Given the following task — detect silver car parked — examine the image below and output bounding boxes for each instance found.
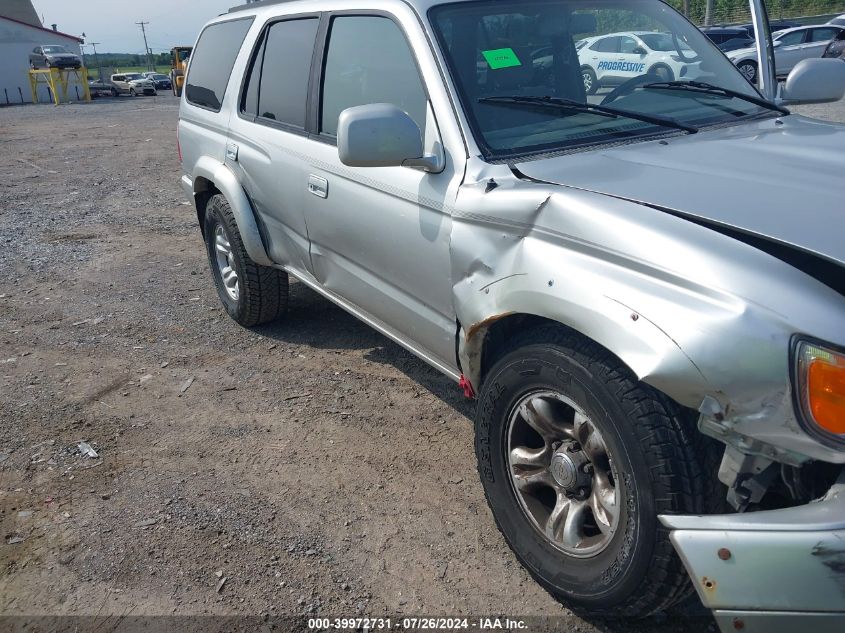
[179,0,845,628]
[727,24,844,82]
[28,44,82,69]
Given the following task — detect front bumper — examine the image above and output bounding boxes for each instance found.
[48,59,81,68]
[660,472,845,632]
[130,84,156,95]
[181,174,193,201]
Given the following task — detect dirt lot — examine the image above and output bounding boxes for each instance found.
[0,94,841,631]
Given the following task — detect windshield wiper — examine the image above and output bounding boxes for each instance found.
[642,80,789,115]
[478,95,698,133]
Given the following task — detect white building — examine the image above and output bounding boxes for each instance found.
[0,0,84,104]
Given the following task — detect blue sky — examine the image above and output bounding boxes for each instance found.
[33,0,237,53]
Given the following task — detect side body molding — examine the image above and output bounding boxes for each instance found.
[190,155,274,267]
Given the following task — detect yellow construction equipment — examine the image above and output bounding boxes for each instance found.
[28,67,91,105]
[170,46,192,97]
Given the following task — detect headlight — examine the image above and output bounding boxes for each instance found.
[794,338,845,442]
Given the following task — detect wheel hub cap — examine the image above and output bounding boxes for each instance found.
[550,443,591,493]
[213,225,239,301]
[506,391,620,557]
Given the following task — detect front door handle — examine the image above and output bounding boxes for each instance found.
[307,175,328,199]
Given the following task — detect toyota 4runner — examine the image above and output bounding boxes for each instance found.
[178,0,845,628]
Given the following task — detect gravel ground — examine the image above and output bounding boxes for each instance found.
[0,93,841,632]
[790,94,845,121]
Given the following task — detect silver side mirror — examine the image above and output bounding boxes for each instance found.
[337,104,442,172]
[778,58,845,105]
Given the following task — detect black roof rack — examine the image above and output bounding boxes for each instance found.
[229,0,299,13]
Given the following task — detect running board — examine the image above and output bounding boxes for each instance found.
[279,265,462,383]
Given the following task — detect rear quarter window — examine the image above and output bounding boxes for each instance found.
[186,17,254,112]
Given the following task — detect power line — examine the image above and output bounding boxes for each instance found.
[135,21,154,71]
[84,42,103,81]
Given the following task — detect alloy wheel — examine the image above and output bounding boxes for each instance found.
[507,391,620,557]
[213,225,239,301]
[739,63,756,82]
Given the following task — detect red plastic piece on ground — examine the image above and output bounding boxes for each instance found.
[459,374,476,399]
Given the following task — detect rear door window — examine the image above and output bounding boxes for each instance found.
[186,17,253,111]
[242,17,319,127]
[592,36,619,53]
[320,16,427,137]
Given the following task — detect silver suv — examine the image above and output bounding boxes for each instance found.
[179,0,845,626]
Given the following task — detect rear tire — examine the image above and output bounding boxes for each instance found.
[475,325,714,617]
[203,194,288,327]
[581,66,599,95]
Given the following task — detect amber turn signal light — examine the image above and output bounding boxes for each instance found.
[797,342,845,436]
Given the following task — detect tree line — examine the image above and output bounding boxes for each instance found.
[82,52,172,69]
[666,0,843,25]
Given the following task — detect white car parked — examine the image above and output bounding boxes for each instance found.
[727,24,844,83]
[110,73,158,96]
[576,31,701,94]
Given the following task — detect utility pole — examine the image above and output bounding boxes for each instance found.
[136,21,153,71]
[89,42,103,81]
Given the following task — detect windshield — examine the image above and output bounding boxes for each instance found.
[124,73,142,80]
[42,46,68,54]
[429,0,774,159]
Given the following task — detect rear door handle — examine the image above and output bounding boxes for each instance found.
[307,175,328,199]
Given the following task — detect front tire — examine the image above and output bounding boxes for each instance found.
[203,194,288,327]
[475,326,710,617]
[129,88,137,97]
[737,60,757,84]
[648,64,674,82]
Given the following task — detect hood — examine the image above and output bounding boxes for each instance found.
[515,115,845,266]
[726,47,755,60]
[47,53,78,59]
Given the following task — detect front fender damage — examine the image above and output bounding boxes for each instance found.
[451,170,714,408]
[449,164,845,506]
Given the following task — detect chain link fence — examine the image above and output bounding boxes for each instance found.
[665,0,845,27]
